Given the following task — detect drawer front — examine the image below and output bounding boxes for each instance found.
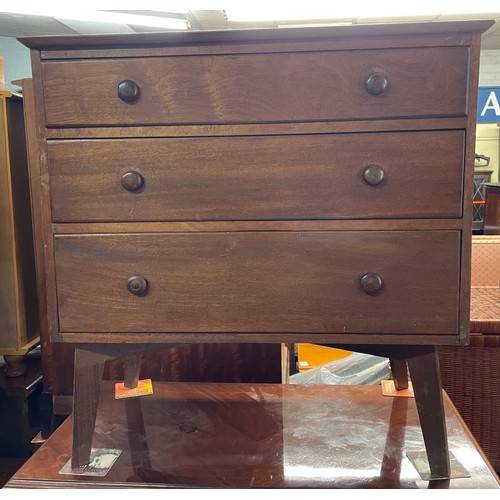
[54,231,460,335]
[41,47,468,127]
[47,131,464,222]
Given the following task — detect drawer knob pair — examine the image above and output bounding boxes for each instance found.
[365,72,389,96]
[127,276,148,296]
[121,171,144,191]
[127,274,382,296]
[360,273,383,295]
[118,80,140,103]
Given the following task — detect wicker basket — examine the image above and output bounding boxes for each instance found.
[439,334,500,473]
[438,236,500,473]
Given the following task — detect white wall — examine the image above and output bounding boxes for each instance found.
[477,49,500,183]
[479,49,500,86]
[0,36,31,90]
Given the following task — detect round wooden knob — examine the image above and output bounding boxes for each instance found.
[365,72,389,96]
[127,276,148,296]
[118,80,140,103]
[363,165,385,186]
[121,171,144,191]
[360,273,383,295]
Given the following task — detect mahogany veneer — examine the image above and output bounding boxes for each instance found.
[19,20,494,479]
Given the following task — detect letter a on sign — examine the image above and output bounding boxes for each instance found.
[480,91,500,116]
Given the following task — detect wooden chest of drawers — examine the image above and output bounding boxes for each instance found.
[20,20,493,480]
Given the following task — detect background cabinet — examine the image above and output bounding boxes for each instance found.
[473,168,493,232]
[0,91,39,376]
[484,182,500,234]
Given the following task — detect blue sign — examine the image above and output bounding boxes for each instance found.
[477,87,500,123]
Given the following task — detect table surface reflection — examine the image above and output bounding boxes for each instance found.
[6,381,500,489]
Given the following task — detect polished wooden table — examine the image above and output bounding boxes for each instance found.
[5,382,500,489]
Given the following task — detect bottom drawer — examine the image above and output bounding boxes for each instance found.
[54,231,460,335]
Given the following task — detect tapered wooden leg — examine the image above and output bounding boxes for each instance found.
[407,346,450,479]
[72,348,108,468]
[390,358,409,391]
[70,344,187,468]
[124,354,142,389]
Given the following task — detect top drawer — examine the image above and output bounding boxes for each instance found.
[40,47,469,127]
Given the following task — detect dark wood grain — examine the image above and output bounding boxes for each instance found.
[44,116,469,139]
[22,73,61,345]
[41,47,469,127]
[58,332,466,346]
[52,219,465,234]
[54,231,460,338]
[47,131,464,222]
[20,79,51,353]
[458,29,483,343]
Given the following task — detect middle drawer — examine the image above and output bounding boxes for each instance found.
[47,130,464,222]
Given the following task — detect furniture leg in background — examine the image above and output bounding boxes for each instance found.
[389,359,409,391]
[123,354,142,389]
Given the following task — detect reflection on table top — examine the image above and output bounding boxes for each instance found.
[6,381,500,489]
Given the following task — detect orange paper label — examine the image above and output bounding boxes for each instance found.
[381,379,414,398]
[115,379,153,399]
